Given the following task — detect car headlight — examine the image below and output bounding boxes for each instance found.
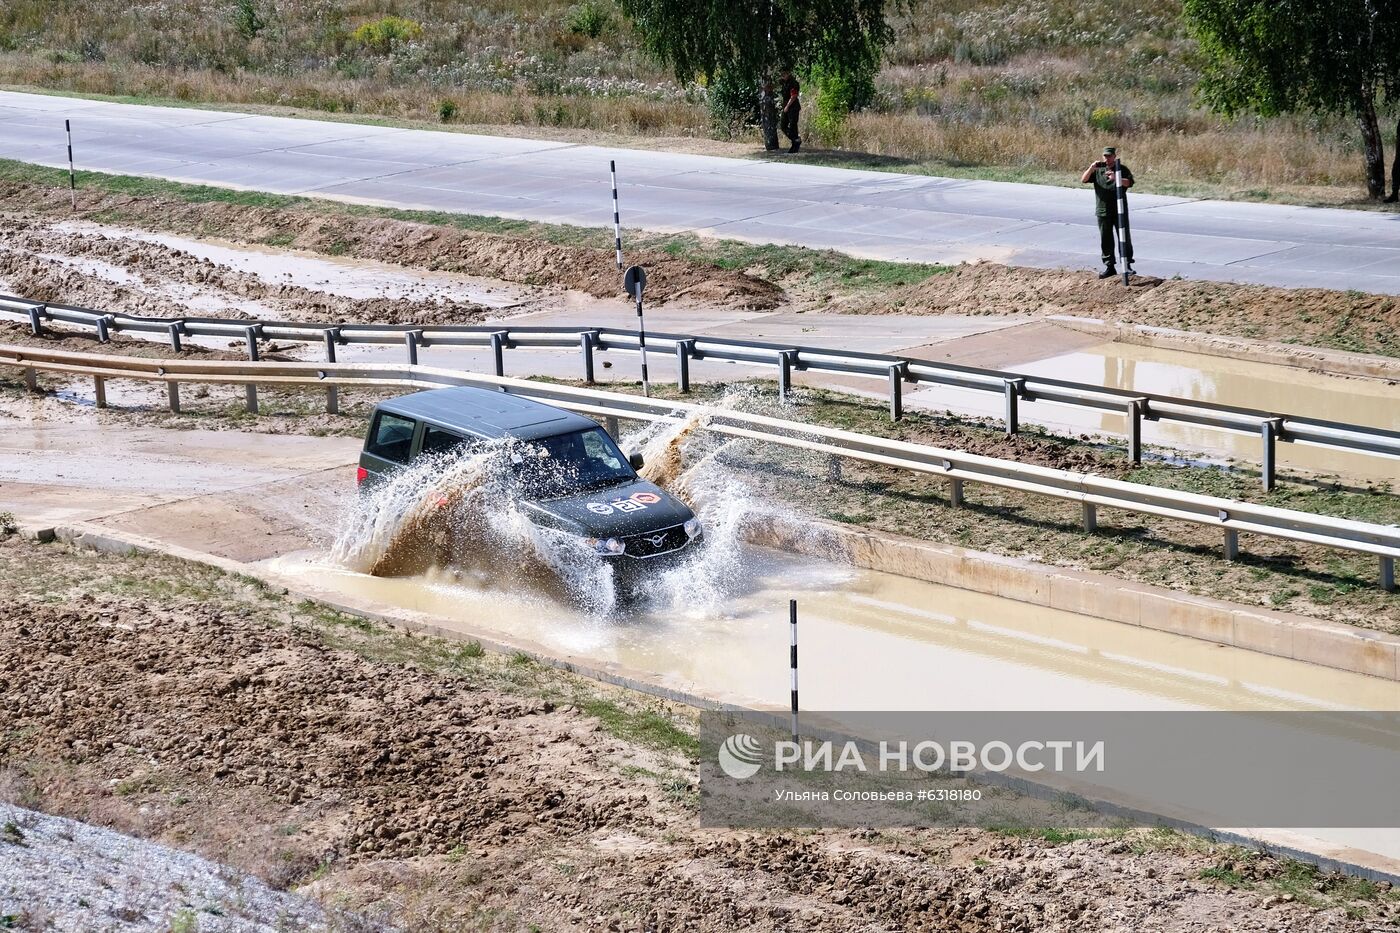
[684,518,702,539]
[585,536,626,555]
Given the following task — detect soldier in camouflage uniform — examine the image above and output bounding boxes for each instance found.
[1080,146,1134,278]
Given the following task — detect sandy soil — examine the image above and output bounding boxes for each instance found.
[2,533,1393,932]
[859,263,1400,358]
[0,181,784,314]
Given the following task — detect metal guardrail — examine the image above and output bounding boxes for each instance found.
[3,343,1396,592]
[5,294,1400,492]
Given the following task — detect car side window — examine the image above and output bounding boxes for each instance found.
[582,429,623,469]
[421,426,475,458]
[367,412,415,463]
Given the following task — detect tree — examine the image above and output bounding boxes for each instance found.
[1184,0,1399,200]
[618,0,890,149]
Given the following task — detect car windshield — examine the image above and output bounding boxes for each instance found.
[510,427,636,500]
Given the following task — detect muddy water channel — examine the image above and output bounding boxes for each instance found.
[909,341,1400,484]
[263,545,1398,714]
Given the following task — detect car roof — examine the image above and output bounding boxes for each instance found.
[375,386,598,441]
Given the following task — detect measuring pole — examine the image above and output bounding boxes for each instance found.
[789,599,799,744]
[624,264,650,397]
[610,160,624,271]
[1116,150,1133,285]
[65,120,76,210]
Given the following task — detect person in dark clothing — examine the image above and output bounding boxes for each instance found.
[779,69,801,153]
[1080,146,1134,277]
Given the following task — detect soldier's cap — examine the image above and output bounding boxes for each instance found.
[1102,146,1116,155]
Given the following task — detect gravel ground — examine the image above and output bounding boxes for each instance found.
[0,805,351,931]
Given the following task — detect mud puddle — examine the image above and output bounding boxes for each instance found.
[906,340,1400,484]
[263,547,1400,714]
[51,221,537,310]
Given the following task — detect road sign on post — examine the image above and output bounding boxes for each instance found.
[624,264,650,398]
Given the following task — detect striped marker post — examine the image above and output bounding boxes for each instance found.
[789,599,799,745]
[610,160,623,271]
[65,120,76,210]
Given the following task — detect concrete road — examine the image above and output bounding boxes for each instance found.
[0,91,1397,293]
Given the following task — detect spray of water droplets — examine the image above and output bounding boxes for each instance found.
[332,404,800,618]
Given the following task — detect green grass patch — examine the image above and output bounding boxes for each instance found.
[579,697,699,756]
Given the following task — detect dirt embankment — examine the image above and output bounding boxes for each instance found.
[0,180,784,312]
[864,262,1400,357]
[0,217,500,326]
[2,535,1391,931]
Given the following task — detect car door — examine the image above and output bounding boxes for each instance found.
[359,410,419,490]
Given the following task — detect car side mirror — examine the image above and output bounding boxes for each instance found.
[628,451,645,471]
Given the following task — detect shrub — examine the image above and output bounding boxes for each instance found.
[566,1,611,39]
[811,61,878,143]
[351,15,423,54]
[232,0,266,41]
[438,98,458,122]
[1089,106,1123,133]
[707,70,758,137]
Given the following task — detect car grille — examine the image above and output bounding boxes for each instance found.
[621,524,689,559]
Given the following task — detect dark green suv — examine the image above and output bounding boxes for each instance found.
[358,386,702,561]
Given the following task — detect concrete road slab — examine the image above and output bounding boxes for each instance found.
[3,90,1398,293]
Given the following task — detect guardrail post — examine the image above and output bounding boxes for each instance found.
[888,362,907,421]
[243,325,261,414]
[1127,398,1146,464]
[1082,502,1097,532]
[490,331,507,377]
[1382,556,1395,593]
[827,456,843,483]
[778,350,796,400]
[323,327,340,415]
[1260,418,1283,492]
[949,477,964,508]
[23,367,37,392]
[676,339,695,393]
[1003,378,1025,436]
[167,321,183,353]
[1221,528,1239,561]
[167,382,181,414]
[26,304,43,336]
[95,315,111,344]
[580,331,597,384]
[605,415,620,439]
[404,330,422,366]
[93,375,106,408]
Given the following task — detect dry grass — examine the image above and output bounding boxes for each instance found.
[0,0,1394,201]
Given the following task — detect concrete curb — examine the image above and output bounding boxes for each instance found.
[1052,315,1400,381]
[744,516,1400,682]
[16,518,1400,883]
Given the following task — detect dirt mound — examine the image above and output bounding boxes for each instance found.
[868,261,1164,318]
[0,218,493,326]
[0,181,785,312]
[0,594,662,864]
[867,261,1400,356]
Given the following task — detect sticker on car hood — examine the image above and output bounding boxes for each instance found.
[585,491,662,515]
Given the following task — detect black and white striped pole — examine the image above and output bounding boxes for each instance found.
[65,119,76,211]
[624,264,650,397]
[610,160,624,271]
[789,598,799,745]
[1117,149,1134,285]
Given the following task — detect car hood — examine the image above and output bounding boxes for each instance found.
[524,478,694,537]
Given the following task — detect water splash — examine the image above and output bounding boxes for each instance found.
[334,405,798,619]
